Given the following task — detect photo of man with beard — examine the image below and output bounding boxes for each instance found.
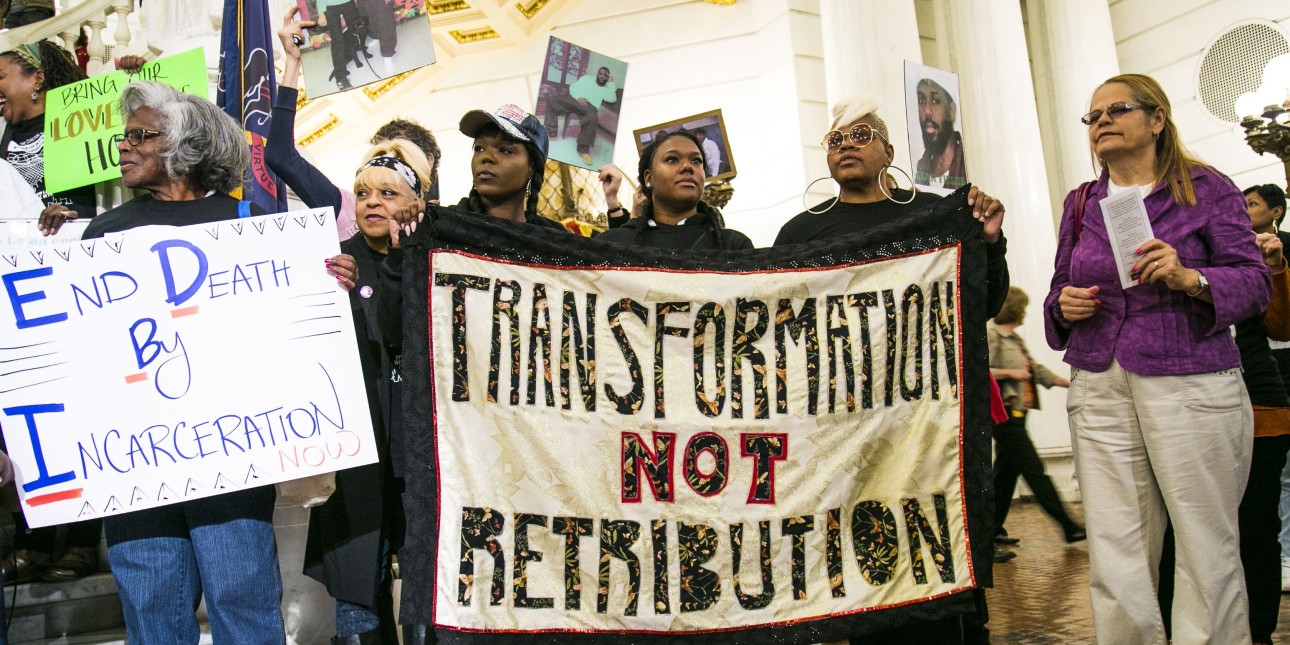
[911,75,968,191]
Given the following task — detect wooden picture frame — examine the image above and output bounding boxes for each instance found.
[632,109,736,183]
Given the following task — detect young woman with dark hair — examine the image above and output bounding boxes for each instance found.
[597,130,752,250]
[1,40,96,227]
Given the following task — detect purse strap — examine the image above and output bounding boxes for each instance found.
[1071,181,1094,244]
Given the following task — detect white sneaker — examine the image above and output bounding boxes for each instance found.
[1282,557,1290,593]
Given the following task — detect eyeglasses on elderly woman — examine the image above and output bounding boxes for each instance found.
[111,128,166,147]
[820,124,884,151]
[1079,102,1155,125]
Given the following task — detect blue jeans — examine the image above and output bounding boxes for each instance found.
[0,563,7,645]
[104,486,284,645]
[335,535,395,637]
[336,599,381,636]
[1281,458,1290,560]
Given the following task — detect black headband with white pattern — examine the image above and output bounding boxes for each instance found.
[357,155,423,197]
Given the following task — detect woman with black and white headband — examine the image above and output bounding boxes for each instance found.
[305,140,433,644]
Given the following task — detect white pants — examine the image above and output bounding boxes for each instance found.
[1068,359,1252,645]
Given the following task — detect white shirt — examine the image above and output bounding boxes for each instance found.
[568,75,619,109]
[0,157,44,219]
[699,137,721,177]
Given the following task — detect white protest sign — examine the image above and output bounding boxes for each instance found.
[0,208,376,527]
[0,220,90,251]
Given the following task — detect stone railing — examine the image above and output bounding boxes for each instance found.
[0,0,136,76]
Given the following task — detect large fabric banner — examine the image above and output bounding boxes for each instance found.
[398,192,993,642]
[0,209,376,527]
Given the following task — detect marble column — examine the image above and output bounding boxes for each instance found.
[1026,0,1120,227]
[940,0,1070,452]
[816,0,923,198]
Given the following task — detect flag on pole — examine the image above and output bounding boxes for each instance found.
[217,0,287,214]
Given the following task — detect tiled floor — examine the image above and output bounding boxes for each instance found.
[989,500,1290,643]
[26,501,1290,643]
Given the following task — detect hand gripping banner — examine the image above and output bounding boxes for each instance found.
[397,190,994,642]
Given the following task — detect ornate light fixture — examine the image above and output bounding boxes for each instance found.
[1238,53,1290,185]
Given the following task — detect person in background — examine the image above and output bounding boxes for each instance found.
[1047,73,1269,644]
[1,41,95,225]
[596,130,752,250]
[0,447,17,645]
[1236,185,1290,645]
[1157,194,1290,645]
[305,140,431,645]
[74,26,90,73]
[988,287,1084,551]
[1249,183,1290,595]
[3,0,53,28]
[269,8,442,240]
[0,40,101,584]
[775,95,1007,645]
[694,128,722,178]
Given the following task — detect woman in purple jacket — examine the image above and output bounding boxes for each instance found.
[1045,73,1270,644]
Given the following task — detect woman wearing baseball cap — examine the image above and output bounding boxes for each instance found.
[452,103,565,231]
[376,104,567,355]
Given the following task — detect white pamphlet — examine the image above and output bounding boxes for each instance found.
[1100,188,1155,289]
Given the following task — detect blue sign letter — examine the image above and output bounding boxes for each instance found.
[2,268,68,329]
[151,240,208,307]
[3,404,76,493]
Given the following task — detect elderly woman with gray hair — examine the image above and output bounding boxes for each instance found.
[77,81,356,644]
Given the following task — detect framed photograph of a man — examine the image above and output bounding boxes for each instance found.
[903,61,968,196]
[535,37,629,171]
[631,109,736,183]
[295,0,437,99]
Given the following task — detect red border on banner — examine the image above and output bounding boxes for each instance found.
[425,242,977,634]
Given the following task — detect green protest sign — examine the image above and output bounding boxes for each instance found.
[43,47,208,194]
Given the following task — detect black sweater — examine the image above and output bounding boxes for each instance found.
[3,113,97,219]
[776,190,1010,317]
[596,211,754,250]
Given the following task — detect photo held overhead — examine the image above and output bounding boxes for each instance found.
[633,109,737,183]
[904,61,969,196]
[536,36,629,171]
[294,0,437,98]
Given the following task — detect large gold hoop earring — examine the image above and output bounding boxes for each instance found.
[879,165,917,205]
[802,176,838,215]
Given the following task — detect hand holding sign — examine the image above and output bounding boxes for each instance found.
[37,203,78,237]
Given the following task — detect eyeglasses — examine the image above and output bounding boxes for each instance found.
[821,124,883,150]
[1080,102,1155,125]
[111,128,166,147]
